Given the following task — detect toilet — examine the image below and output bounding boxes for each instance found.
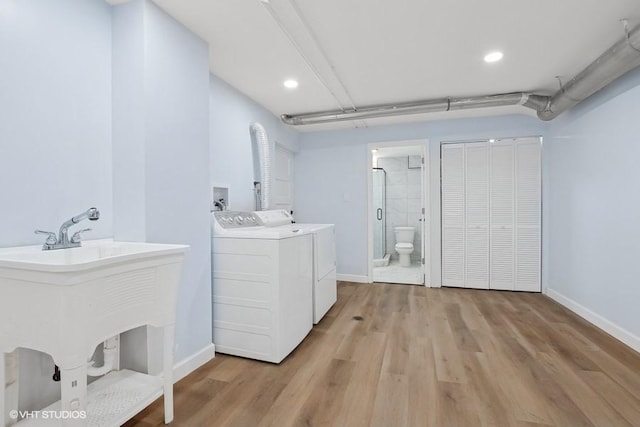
[394,226,416,267]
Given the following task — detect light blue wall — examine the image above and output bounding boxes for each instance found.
[1,0,212,411]
[112,0,212,368]
[545,67,640,343]
[112,0,146,242]
[0,0,113,246]
[144,0,212,364]
[210,74,299,211]
[295,115,547,281]
[0,0,113,411]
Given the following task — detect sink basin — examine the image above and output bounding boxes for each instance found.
[0,239,188,367]
[0,240,187,273]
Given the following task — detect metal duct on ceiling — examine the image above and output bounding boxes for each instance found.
[537,21,640,120]
[281,93,550,126]
[281,22,640,126]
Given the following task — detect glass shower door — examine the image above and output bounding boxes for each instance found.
[372,168,386,260]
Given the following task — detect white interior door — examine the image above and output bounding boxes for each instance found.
[273,144,294,213]
[419,153,426,283]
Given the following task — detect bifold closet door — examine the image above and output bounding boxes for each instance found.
[489,138,541,291]
[441,143,465,288]
[442,138,541,291]
[489,141,516,290]
[513,138,541,291]
[441,142,489,289]
[464,142,489,289]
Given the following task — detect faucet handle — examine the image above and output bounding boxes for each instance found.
[71,228,92,244]
[35,230,58,245]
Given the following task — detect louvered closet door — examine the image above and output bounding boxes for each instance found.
[464,142,490,289]
[441,143,465,288]
[489,141,516,290]
[514,139,541,291]
[442,139,540,292]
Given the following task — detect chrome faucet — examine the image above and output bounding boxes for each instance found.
[35,207,100,250]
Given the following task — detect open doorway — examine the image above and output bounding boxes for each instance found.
[368,141,428,285]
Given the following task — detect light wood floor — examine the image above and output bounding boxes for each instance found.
[126,282,640,427]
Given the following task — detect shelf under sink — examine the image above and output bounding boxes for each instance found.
[15,370,163,427]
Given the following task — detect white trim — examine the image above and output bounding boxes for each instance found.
[367,148,374,283]
[173,343,216,383]
[422,141,431,287]
[546,288,640,353]
[336,274,370,283]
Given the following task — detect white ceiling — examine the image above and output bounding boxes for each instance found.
[147,0,639,131]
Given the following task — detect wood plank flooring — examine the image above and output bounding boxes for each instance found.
[125,282,640,427]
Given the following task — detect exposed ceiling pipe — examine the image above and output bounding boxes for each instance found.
[281,93,550,126]
[538,21,640,120]
[260,0,357,111]
[281,22,640,126]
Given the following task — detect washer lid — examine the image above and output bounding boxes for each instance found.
[213,227,311,239]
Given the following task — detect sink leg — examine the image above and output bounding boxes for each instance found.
[1,352,5,427]
[60,364,87,426]
[163,325,174,424]
[3,351,19,427]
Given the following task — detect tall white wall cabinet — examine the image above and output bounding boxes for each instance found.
[441,137,541,292]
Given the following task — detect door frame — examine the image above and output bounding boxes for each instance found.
[367,139,430,286]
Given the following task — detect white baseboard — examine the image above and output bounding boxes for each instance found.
[546,288,640,353]
[173,343,215,383]
[336,274,370,284]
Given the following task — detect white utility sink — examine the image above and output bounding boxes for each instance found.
[0,239,188,426]
[0,240,186,273]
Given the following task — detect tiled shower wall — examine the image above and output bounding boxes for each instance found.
[377,156,422,261]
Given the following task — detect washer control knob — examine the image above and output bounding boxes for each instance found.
[235,216,244,225]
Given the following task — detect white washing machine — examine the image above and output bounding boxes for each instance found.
[211,211,313,363]
[253,210,337,324]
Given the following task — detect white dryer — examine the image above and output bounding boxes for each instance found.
[253,210,337,324]
[211,211,313,363]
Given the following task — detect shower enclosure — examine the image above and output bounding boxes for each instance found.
[372,168,387,263]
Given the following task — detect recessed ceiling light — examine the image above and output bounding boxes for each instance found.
[283,79,299,89]
[484,51,504,63]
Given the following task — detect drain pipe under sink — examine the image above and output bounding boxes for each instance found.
[87,336,119,377]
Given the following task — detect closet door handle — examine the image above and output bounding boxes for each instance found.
[376,208,383,221]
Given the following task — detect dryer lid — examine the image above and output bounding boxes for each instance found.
[253,209,294,227]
